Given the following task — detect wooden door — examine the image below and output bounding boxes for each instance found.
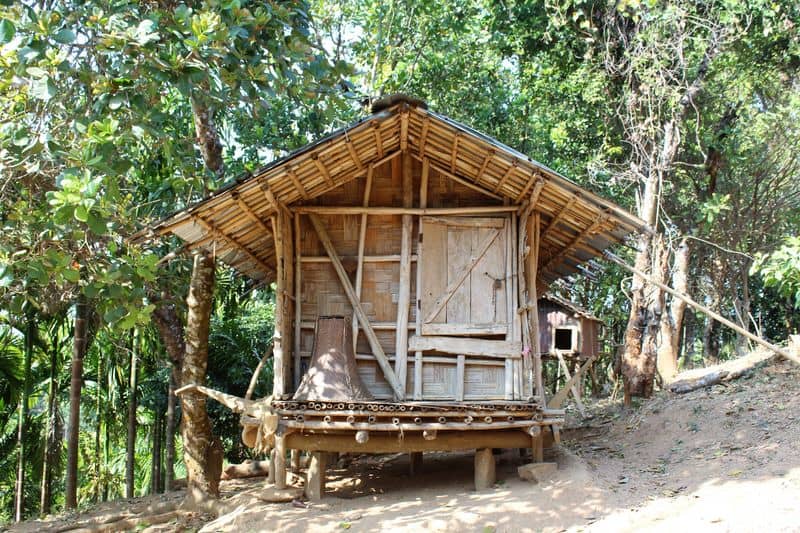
[419,216,510,336]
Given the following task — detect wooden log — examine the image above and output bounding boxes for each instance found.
[293,205,518,216]
[290,449,300,473]
[474,448,496,490]
[307,214,405,399]
[408,336,521,358]
[395,151,414,394]
[526,212,545,403]
[305,452,326,501]
[274,432,287,489]
[285,429,533,453]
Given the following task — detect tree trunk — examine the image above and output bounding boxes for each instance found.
[40,336,59,516]
[657,239,690,380]
[15,318,34,521]
[150,411,162,495]
[94,349,104,503]
[181,250,223,506]
[125,329,139,499]
[164,371,178,492]
[65,294,88,509]
[190,95,225,189]
[153,296,185,493]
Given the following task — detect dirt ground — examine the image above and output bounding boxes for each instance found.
[10,357,800,532]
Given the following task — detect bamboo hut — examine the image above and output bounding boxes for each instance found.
[136,95,648,497]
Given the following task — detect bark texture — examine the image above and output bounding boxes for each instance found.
[657,239,690,380]
[65,294,88,509]
[181,250,223,506]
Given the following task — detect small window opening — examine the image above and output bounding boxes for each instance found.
[554,328,574,351]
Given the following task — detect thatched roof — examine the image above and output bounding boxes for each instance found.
[134,96,648,283]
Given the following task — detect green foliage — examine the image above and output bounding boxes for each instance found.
[752,237,800,309]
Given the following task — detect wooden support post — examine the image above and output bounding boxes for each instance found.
[526,212,545,403]
[409,452,423,476]
[267,448,275,484]
[528,425,544,462]
[395,151,413,395]
[456,355,466,401]
[307,214,405,399]
[413,159,430,400]
[555,352,586,416]
[353,166,374,351]
[290,449,300,473]
[305,452,326,501]
[274,432,287,489]
[474,448,496,490]
[284,210,294,394]
[271,213,287,397]
[548,354,597,409]
[293,213,302,391]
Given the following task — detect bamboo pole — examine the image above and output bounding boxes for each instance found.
[293,206,519,216]
[271,214,287,397]
[548,354,597,409]
[604,251,800,366]
[307,214,405,399]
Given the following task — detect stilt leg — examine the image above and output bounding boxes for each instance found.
[267,448,276,484]
[409,452,423,476]
[274,434,287,489]
[290,449,300,473]
[306,451,327,501]
[474,448,496,490]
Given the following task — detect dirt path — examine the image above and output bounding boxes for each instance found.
[10,358,800,532]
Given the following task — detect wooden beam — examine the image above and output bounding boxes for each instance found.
[294,206,519,216]
[261,182,290,219]
[423,228,501,323]
[408,336,522,359]
[395,151,414,394]
[307,213,405,399]
[475,149,494,184]
[373,122,384,158]
[231,192,273,239]
[493,159,518,193]
[286,168,310,201]
[516,172,544,203]
[312,154,335,188]
[418,118,430,159]
[528,177,546,206]
[193,216,273,277]
[540,214,609,274]
[540,194,579,241]
[285,429,534,454]
[345,140,364,172]
[450,133,460,174]
[420,157,505,201]
[527,212,545,403]
[301,254,418,264]
[400,110,409,152]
